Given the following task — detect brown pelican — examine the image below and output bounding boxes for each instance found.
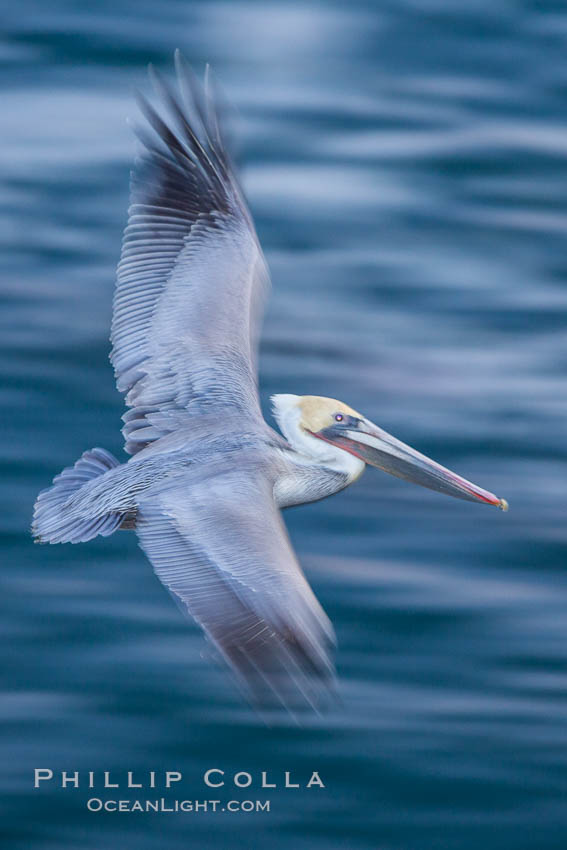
[32,53,507,710]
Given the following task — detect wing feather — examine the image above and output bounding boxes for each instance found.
[136,465,336,711]
[111,55,268,454]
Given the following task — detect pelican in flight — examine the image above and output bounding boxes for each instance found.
[33,53,507,710]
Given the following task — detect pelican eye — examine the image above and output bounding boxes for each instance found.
[334,413,344,422]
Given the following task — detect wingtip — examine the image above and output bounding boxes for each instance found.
[174,48,190,81]
[148,61,167,92]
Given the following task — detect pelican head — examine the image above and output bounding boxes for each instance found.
[272,394,508,509]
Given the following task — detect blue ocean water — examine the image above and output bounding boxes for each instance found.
[2,1,567,847]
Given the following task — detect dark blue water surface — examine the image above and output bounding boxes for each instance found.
[2,1,567,848]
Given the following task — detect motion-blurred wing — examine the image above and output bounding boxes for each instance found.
[136,464,336,710]
[111,53,269,455]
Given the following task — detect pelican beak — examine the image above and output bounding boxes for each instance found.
[316,418,508,509]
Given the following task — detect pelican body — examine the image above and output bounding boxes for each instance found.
[32,54,507,710]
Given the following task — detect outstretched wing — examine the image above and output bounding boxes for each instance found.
[136,464,336,711]
[112,53,269,455]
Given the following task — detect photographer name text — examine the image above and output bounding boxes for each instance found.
[34,769,325,790]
